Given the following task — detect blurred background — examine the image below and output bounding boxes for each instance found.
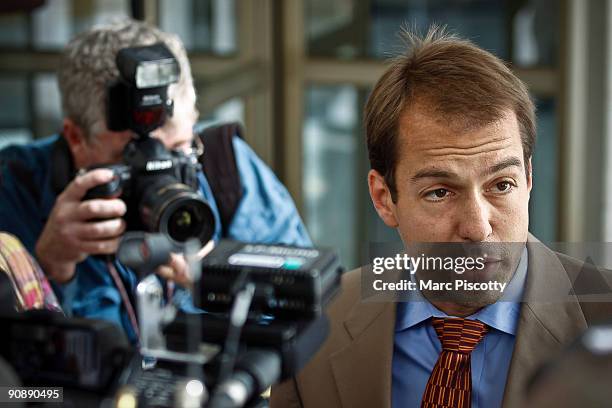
[0,0,610,270]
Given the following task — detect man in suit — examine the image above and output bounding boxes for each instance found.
[270,27,612,408]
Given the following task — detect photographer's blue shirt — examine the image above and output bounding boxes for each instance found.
[392,249,527,408]
[0,134,312,344]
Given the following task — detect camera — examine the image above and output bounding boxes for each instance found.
[85,137,215,248]
[84,43,215,247]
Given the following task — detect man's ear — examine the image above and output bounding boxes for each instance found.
[62,118,88,168]
[368,169,399,228]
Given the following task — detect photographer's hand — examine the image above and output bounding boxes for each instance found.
[156,240,215,287]
[35,169,127,283]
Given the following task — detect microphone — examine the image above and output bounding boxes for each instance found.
[209,349,281,408]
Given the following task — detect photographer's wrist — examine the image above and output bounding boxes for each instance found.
[35,246,77,284]
[41,261,76,284]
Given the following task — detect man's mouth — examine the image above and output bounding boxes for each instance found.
[482,256,503,264]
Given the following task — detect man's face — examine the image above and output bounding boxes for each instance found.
[369,105,532,307]
[390,107,531,244]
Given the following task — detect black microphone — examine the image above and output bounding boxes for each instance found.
[209,349,281,408]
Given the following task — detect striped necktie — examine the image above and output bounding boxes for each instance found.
[421,317,489,408]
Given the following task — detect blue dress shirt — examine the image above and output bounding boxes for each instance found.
[0,134,312,344]
[392,249,527,408]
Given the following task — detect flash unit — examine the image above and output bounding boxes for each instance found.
[106,42,180,135]
[136,58,180,89]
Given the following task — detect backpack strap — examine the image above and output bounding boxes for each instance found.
[196,122,244,236]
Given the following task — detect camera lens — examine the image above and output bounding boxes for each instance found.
[167,201,208,242]
[140,180,215,246]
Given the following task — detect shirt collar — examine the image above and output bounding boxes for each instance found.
[395,247,528,335]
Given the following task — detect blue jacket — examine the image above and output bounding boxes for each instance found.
[0,134,311,343]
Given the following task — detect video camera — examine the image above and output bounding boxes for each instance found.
[84,43,215,248]
[0,239,343,408]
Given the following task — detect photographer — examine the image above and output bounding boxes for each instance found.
[0,19,311,344]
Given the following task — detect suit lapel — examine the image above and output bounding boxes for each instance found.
[330,299,396,408]
[502,235,588,407]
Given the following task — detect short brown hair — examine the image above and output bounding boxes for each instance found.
[364,27,536,201]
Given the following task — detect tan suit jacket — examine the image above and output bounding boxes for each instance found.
[270,234,612,408]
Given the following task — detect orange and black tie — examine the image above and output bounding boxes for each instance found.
[421,317,489,408]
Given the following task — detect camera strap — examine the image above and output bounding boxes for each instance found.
[107,259,141,343]
[197,122,244,236]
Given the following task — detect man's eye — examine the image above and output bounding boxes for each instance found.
[425,188,451,201]
[492,181,514,193]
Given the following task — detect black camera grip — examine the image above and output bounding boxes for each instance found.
[84,178,122,200]
[82,164,129,200]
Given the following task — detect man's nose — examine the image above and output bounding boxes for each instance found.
[456,194,493,242]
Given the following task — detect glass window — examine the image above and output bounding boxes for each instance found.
[0,76,29,128]
[0,0,130,50]
[0,13,28,47]
[303,85,360,268]
[306,0,558,67]
[159,0,237,55]
[32,73,63,137]
[0,75,32,148]
[529,98,558,242]
[0,73,63,145]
